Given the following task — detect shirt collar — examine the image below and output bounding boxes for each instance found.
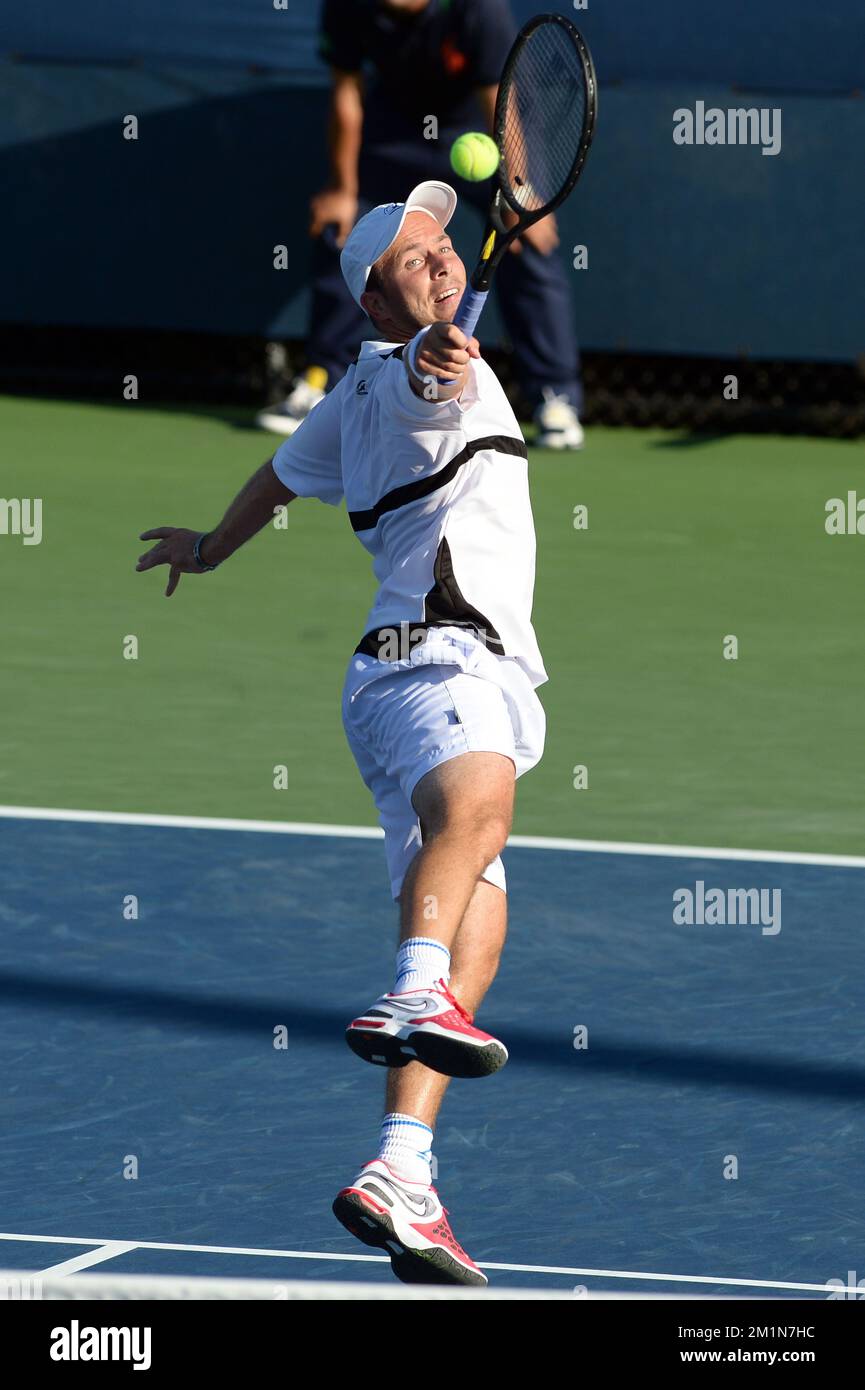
[359,338,408,360]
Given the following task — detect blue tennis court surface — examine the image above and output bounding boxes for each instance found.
[1,812,863,1297]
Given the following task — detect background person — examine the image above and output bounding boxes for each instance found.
[257,0,585,448]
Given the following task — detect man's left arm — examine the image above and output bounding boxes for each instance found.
[136,461,296,598]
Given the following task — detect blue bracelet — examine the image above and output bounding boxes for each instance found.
[193,532,219,571]
[408,325,432,379]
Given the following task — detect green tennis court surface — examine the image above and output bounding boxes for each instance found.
[1,393,861,854]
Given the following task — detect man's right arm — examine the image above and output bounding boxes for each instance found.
[405,323,481,405]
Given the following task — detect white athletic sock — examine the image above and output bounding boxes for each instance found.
[393,936,451,994]
[378,1112,434,1187]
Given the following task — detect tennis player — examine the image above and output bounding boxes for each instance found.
[136,180,547,1287]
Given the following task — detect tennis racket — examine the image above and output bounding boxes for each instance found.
[440,13,597,380]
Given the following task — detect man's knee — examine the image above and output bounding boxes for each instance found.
[413,753,514,859]
[473,807,511,865]
[430,802,510,871]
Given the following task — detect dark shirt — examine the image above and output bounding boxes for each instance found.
[319,0,516,140]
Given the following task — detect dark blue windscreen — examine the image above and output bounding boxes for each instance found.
[2,1,862,91]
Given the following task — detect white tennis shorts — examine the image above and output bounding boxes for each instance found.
[341,627,546,900]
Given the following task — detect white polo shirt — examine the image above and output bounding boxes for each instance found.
[271,336,548,689]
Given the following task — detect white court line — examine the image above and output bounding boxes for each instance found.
[38,1242,138,1276]
[0,1232,383,1266]
[0,805,382,840]
[0,1233,853,1295]
[1,804,863,869]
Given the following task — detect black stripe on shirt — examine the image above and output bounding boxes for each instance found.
[348,434,527,534]
[424,535,505,655]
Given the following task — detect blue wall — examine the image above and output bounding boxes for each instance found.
[1,3,862,360]
[5,1,863,90]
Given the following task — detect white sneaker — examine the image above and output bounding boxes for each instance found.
[333,1159,487,1286]
[345,976,508,1079]
[534,386,585,449]
[256,370,327,435]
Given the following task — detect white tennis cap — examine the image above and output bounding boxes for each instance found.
[340,181,458,308]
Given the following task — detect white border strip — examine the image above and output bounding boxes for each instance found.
[0,1271,693,1301]
[0,1233,852,1295]
[1,805,863,869]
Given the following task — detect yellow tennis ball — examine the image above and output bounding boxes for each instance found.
[450,132,500,182]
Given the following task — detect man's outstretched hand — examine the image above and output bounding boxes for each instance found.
[136,527,212,597]
[417,321,481,377]
[407,321,481,402]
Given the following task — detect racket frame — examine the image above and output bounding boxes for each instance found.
[431,13,597,378]
[467,12,598,295]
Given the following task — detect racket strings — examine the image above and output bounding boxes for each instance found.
[500,26,589,212]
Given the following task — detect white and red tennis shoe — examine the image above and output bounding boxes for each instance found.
[333,1159,487,1287]
[345,977,508,1078]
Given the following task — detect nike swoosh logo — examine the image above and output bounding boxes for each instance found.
[375,1179,437,1219]
[386,997,438,1015]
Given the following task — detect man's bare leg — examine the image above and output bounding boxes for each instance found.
[335,875,506,1284]
[398,750,514,949]
[386,879,508,1128]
